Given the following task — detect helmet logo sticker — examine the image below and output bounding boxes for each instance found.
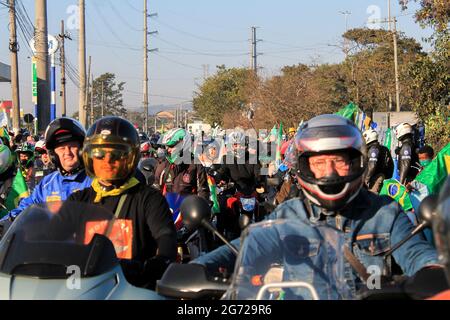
[101,130,111,136]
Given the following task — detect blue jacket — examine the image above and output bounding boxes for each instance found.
[193,189,439,298]
[5,170,92,220]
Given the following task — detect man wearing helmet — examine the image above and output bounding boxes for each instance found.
[33,140,56,186]
[193,115,439,295]
[395,122,420,185]
[67,116,177,289]
[15,142,36,191]
[3,118,92,221]
[362,129,394,193]
[155,128,209,199]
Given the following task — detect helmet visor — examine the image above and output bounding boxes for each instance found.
[83,144,135,181]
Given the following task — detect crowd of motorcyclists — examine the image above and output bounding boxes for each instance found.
[0,112,448,300]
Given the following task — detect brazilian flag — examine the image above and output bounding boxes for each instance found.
[1,168,30,218]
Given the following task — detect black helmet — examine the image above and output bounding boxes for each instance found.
[294,114,367,212]
[44,118,86,150]
[44,118,86,175]
[82,116,140,183]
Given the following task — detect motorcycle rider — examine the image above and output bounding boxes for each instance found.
[33,140,56,186]
[418,145,434,169]
[155,128,209,199]
[362,128,394,193]
[3,118,92,221]
[210,130,264,238]
[0,142,17,217]
[67,116,177,289]
[15,142,35,191]
[192,114,439,296]
[395,123,420,185]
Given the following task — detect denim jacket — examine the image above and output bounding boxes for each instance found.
[193,189,438,298]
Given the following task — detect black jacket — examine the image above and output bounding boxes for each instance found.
[214,152,263,194]
[155,160,210,199]
[67,183,177,266]
[366,142,394,182]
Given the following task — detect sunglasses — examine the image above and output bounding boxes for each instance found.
[90,148,128,162]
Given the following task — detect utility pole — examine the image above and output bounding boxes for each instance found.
[101,81,104,117]
[202,64,210,80]
[374,12,401,113]
[8,0,20,133]
[392,18,400,112]
[143,0,158,134]
[35,0,50,131]
[339,11,351,58]
[59,20,69,117]
[90,74,94,126]
[143,0,148,133]
[388,0,392,31]
[250,27,259,75]
[84,55,91,125]
[78,0,87,128]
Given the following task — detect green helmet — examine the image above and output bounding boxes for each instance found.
[0,144,13,175]
[161,128,188,164]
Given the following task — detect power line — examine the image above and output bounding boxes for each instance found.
[91,1,136,48]
[152,52,202,70]
[153,35,247,57]
[108,1,141,32]
[152,18,247,43]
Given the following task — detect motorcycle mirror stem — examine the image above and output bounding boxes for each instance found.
[383,194,438,259]
[200,220,239,256]
[181,195,239,256]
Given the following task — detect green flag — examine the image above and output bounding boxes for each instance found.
[276,122,283,164]
[379,178,413,212]
[383,128,392,150]
[2,169,30,218]
[336,103,358,121]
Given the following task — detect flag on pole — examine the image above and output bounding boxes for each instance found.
[335,102,373,131]
[207,175,220,215]
[2,168,30,218]
[276,122,283,165]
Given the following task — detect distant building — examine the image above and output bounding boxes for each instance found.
[0,62,11,82]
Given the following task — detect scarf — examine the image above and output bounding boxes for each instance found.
[92,177,140,203]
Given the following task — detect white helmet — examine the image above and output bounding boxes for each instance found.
[362,129,378,145]
[395,123,413,140]
[35,140,46,152]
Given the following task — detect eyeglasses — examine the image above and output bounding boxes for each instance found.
[90,148,128,162]
[309,157,350,171]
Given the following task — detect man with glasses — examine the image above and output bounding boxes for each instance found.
[67,116,176,290]
[192,114,440,298]
[2,118,92,222]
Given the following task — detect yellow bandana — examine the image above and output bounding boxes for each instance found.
[92,177,140,203]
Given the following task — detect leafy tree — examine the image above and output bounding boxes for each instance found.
[72,73,127,123]
[193,66,252,126]
[399,0,450,32]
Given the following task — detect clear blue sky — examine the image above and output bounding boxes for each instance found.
[0,0,432,117]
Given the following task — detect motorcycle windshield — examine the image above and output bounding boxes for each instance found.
[0,201,129,279]
[226,219,354,300]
